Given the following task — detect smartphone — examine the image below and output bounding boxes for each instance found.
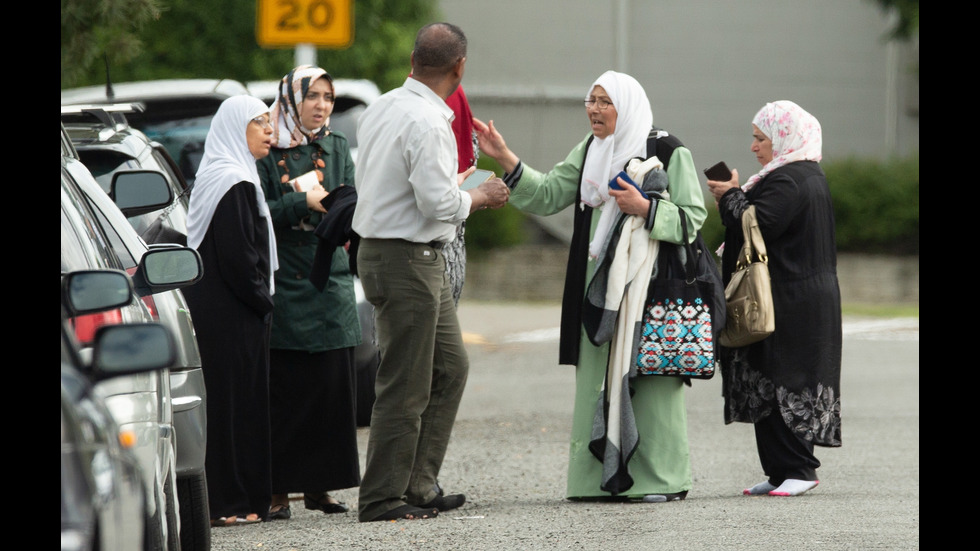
[703,161,732,181]
[460,168,496,191]
[608,170,649,199]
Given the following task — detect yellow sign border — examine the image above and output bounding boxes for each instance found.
[256,0,354,48]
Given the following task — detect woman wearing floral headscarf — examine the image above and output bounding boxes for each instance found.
[254,65,361,519]
[475,70,707,502]
[707,100,842,497]
[184,94,277,525]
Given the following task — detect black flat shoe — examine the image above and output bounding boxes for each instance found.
[304,493,349,514]
[268,504,291,520]
[419,493,466,512]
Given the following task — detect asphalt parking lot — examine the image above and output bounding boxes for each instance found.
[210,301,919,550]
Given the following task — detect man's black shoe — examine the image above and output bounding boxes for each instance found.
[420,493,466,512]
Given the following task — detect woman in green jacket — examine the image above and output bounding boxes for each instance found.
[475,71,705,502]
[255,65,361,519]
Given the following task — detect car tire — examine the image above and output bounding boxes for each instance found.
[165,470,180,551]
[144,487,165,551]
[177,472,211,551]
[355,352,379,427]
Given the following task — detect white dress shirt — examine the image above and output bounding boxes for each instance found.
[352,77,472,243]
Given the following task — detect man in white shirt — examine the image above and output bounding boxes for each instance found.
[353,22,510,522]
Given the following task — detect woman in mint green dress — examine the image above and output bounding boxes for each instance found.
[475,71,706,501]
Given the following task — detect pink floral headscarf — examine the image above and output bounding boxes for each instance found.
[743,100,822,192]
[269,65,333,149]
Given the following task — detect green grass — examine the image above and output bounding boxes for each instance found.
[842,303,918,318]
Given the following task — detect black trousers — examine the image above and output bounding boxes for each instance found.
[755,410,820,484]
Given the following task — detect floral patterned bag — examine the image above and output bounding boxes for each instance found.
[635,210,718,379]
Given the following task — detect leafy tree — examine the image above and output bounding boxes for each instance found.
[63,0,439,92]
[61,0,163,87]
[869,0,919,41]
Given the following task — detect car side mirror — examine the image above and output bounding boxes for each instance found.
[91,323,176,380]
[62,269,134,316]
[130,247,204,296]
[111,170,174,217]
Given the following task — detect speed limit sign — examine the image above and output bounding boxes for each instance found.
[256,0,353,48]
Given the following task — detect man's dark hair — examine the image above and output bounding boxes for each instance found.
[412,22,467,77]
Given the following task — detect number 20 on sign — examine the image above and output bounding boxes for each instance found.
[256,0,353,48]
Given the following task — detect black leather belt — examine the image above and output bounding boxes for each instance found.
[427,240,446,248]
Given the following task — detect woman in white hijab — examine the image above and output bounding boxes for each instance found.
[183,94,279,526]
[474,71,708,502]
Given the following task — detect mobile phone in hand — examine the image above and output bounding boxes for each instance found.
[608,170,649,199]
[460,168,495,191]
[703,161,732,181]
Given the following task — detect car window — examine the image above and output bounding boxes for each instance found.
[77,190,139,271]
[61,171,117,274]
[78,150,141,195]
[75,147,189,241]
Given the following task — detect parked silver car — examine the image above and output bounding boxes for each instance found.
[61,78,250,187]
[61,269,178,551]
[61,111,213,550]
[62,122,205,551]
[63,77,384,427]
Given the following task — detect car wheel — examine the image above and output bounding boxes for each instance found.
[355,352,379,427]
[165,470,180,551]
[144,488,165,551]
[177,472,211,551]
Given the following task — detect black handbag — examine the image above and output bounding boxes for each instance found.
[635,209,721,379]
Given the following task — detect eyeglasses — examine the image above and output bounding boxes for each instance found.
[251,116,273,129]
[584,98,614,111]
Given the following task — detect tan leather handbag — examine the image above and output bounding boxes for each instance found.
[719,205,775,347]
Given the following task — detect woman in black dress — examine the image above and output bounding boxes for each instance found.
[184,95,279,525]
[707,100,842,498]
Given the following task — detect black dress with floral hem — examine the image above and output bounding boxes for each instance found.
[718,161,842,447]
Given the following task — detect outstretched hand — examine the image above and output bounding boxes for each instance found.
[473,118,520,173]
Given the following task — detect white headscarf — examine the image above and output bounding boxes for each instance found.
[186,95,279,293]
[743,100,823,192]
[580,71,654,259]
[269,65,331,149]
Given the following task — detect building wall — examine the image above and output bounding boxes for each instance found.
[439,0,918,166]
[438,0,918,240]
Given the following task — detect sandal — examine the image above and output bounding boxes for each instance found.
[304,493,349,514]
[268,504,291,520]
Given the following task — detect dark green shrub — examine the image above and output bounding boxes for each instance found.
[465,155,919,257]
[825,155,918,255]
[462,157,526,258]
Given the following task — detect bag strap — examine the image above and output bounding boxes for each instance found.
[737,205,768,268]
[645,127,681,171]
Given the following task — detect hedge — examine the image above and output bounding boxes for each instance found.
[465,155,919,257]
